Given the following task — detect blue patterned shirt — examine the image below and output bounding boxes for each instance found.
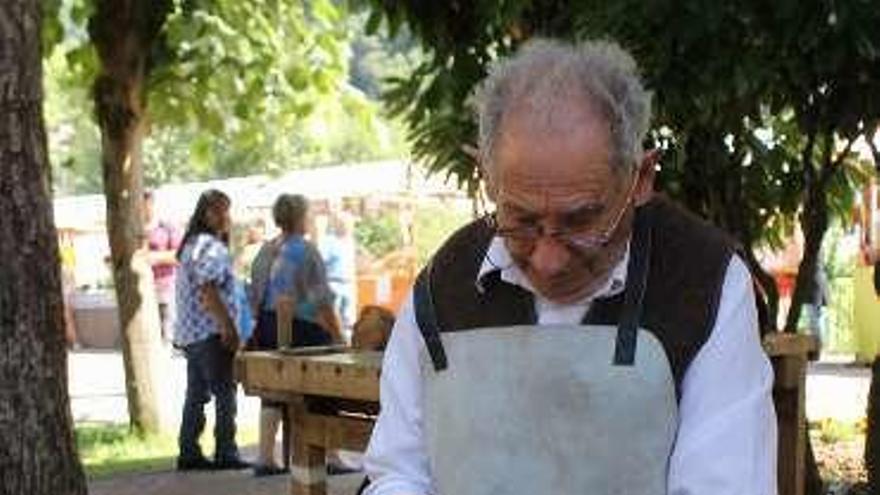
[262,235,334,324]
[174,233,239,346]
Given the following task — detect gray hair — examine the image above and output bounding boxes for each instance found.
[477,38,653,176]
[272,193,308,232]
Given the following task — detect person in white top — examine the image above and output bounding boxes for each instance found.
[361,38,777,495]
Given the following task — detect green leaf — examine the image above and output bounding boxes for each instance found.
[189,136,215,168]
[42,0,64,54]
[365,10,383,35]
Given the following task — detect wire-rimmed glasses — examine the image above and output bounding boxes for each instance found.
[487,173,639,256]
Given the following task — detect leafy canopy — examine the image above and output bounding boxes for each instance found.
[43,0,414,194]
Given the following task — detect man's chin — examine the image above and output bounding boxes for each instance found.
[534,280,595,305]
[532,272,611,305]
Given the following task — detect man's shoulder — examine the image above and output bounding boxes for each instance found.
[646,196,737,251]
[432,217,494,263]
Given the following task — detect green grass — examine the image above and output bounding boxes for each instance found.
[808,418,866,445]
[76,422,258,479]
[76,423,177,479]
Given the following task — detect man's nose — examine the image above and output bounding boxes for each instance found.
[529,235,570,277]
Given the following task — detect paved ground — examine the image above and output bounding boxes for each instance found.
[806,359,871,422]
[70,349,872,494]
[71,348,365,494]
[88,469,365,495]
[69,348,262,427]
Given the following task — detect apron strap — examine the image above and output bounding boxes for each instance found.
[614,205,653,366]
[414,262,449,371]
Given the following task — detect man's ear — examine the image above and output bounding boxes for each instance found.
[633,149,658,207]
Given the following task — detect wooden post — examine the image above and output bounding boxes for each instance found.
[764,333,817,495]
[773,354,807,495]
[290,403,328,495]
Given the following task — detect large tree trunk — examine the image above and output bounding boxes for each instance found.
[787,187,827,495]
[91,1,172,435]
[784,152,830,334]
[0,1,89,493]
[866,356,880,493]
[865,136,880,495]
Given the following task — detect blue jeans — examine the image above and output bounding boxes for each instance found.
[178,335,239,462]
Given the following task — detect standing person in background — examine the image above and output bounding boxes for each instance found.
[318,210,358,341]
[59,229,79,348]
[235,218,266,283]
[174,189,249,471]
[247,193,342,476]
[143,190,182,343]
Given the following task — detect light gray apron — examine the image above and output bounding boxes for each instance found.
[420,324,677,495]
[414,205,675,494]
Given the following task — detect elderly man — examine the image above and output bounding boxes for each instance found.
[362,39,776,495]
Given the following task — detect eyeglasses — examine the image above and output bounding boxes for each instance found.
[488,173,639,253]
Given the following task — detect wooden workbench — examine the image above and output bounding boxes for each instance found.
[236,350,381,495]
[237,332,816,495]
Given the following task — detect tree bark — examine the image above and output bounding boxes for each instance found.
[784,126,830,334]
[865,136,880,495]
[0,1,89,493]
[784,189,828,334]
[91,0,173,434]
[866,356,880,493]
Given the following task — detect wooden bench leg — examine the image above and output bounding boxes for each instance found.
[773,355,807,495]
[282,404,291,470]
[289,406,327,495]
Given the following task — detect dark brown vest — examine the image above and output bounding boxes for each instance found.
[413,197,736,397]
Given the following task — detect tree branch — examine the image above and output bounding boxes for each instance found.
[801,116,818,185]
[819,135,855,187]
[868,129,880,174]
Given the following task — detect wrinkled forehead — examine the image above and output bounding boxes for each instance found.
[502,85,609,138]
[490,102,624,213]
[495,103,616,170]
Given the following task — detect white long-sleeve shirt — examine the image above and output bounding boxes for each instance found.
[363,238,777,495]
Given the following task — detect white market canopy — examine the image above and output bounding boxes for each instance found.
[53,160,466,231]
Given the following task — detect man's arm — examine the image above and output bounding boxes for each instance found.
[200,282,239,351]
[668,255,777,495]
[363,295,434,495]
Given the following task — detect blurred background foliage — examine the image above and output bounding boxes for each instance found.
[43,3,422,195]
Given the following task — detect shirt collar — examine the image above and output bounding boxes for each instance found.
[475,236,629,303]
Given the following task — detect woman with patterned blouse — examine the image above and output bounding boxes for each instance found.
[173,189,249,472]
